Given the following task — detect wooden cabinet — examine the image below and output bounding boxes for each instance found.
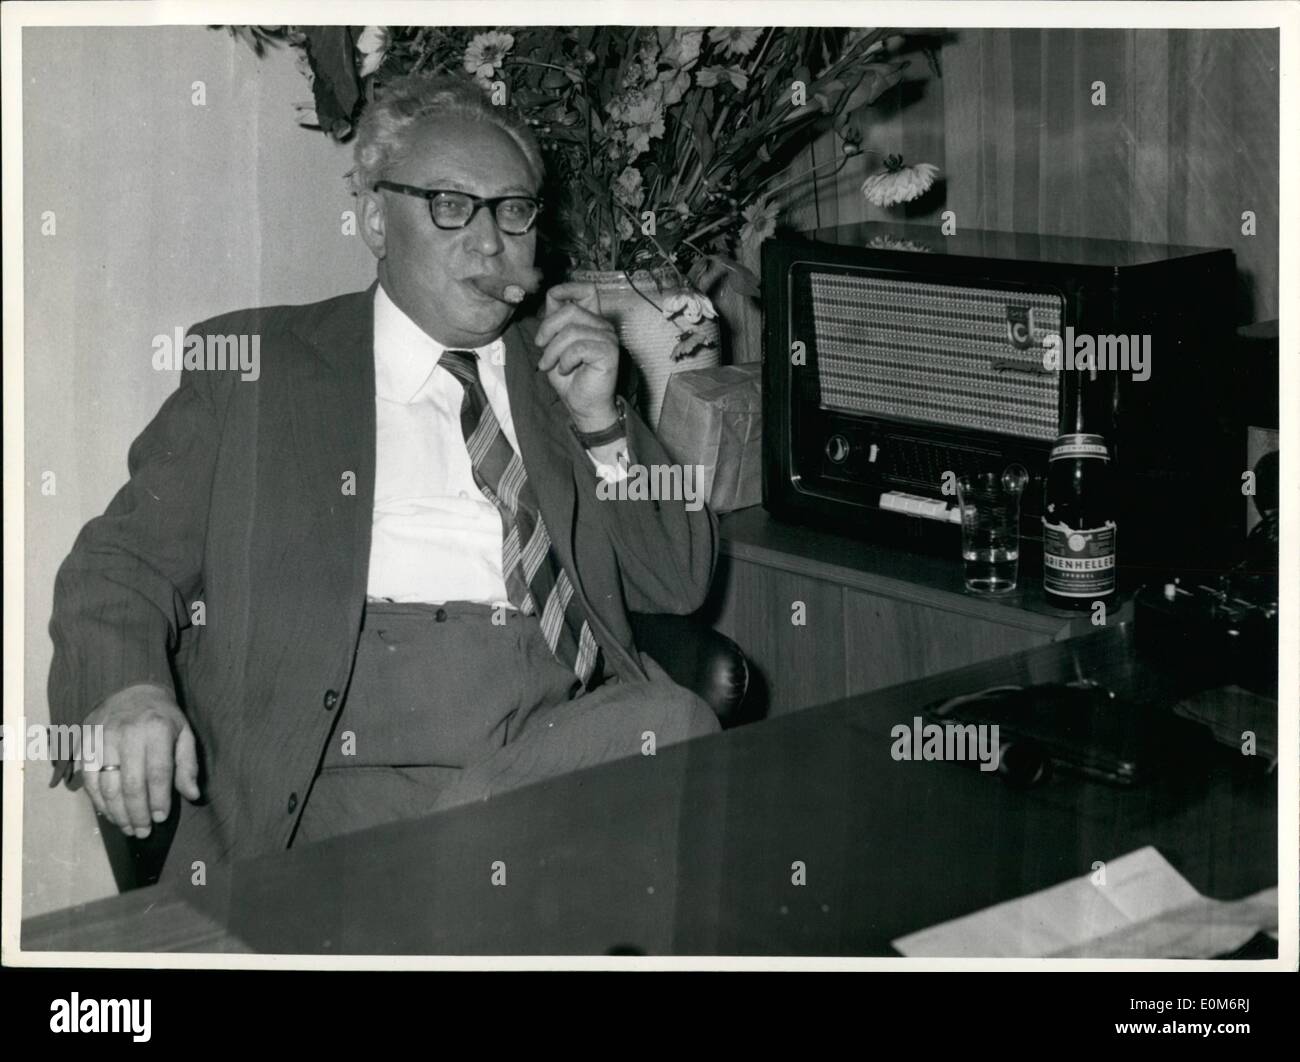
[841,593,1052,696]
[707,553,848,716]
[704,508,1127,716]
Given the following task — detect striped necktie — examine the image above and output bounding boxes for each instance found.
[438,348,602,689]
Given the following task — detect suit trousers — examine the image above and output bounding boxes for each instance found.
[294,601,718,845]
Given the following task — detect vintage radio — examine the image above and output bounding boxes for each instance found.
[762,222,1242,581]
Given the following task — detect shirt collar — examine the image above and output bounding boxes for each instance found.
[373,283,505,404]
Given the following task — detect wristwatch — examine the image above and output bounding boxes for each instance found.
[571,396,628,448]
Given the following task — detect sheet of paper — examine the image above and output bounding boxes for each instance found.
[1051,890,1278,958]
[892,846,1277,959]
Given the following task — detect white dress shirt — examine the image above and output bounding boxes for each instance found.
[366,285,627,606]
[367,285,629,605]
[366,284,520,605]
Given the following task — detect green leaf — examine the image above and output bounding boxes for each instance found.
[708,255,761,297]
[545,126,588,145]
[672,327,720,361]
[846,60,908,110]
[302,25,361,138]
[511,87,546,107]
[691,104,714,169]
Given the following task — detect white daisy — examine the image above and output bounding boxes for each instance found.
[709,27,763,58]
[463,31,515,81]
[861,158,940,208]
[663,292,718,326]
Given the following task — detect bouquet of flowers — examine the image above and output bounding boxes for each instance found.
[226,24,939,303]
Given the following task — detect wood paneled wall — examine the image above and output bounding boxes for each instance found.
[786,28,1279,325]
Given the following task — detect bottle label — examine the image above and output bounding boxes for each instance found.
[1043,520,1117,597]
[1050,433,1109,462]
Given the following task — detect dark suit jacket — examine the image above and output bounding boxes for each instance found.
[48,286,717,877]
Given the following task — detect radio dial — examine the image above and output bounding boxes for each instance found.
[825,434,851,464]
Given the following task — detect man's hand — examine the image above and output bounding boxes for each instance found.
[81,683,201,838]
[533,281,621,432]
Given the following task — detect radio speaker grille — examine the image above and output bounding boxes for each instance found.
[807,271,1063,441]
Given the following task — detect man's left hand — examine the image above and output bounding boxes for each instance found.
[534,281,621,433]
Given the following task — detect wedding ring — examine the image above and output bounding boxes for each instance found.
[86,764,120,773]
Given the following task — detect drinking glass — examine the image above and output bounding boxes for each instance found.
[956,466,1028,594]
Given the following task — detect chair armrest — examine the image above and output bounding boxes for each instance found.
[627,612,750,728]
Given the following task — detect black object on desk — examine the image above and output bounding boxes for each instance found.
[925,679,1217,787]
[1132,437,1278,698]
[1136,581,1279,699]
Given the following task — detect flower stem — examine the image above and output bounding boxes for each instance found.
[508,57,575,75]
[680,213,735,248]
[755,150,853,203]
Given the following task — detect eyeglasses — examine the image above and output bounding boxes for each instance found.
[373,181,542,235]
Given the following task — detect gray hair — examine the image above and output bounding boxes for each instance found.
[348,74,544,195]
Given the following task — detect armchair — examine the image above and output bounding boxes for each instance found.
[628,612,751,729]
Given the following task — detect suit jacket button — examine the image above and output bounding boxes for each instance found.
[323,689,339,711]
[287,792,299,814]
[435,608,448,622]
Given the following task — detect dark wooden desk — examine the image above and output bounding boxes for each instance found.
[23,626,1275,956]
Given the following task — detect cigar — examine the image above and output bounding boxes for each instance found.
[468,268,543,305]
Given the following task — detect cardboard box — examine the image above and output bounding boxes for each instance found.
[656,364,762,514]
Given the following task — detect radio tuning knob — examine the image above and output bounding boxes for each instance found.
[825,434,850,464]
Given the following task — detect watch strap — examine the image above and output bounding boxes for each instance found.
[571,397,627,448]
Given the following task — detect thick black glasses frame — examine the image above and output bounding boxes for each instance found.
[373,180,542,234]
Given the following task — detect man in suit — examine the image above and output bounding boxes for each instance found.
[48,75,719,884]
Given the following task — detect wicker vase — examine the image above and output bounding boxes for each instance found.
[570,267,721,430]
